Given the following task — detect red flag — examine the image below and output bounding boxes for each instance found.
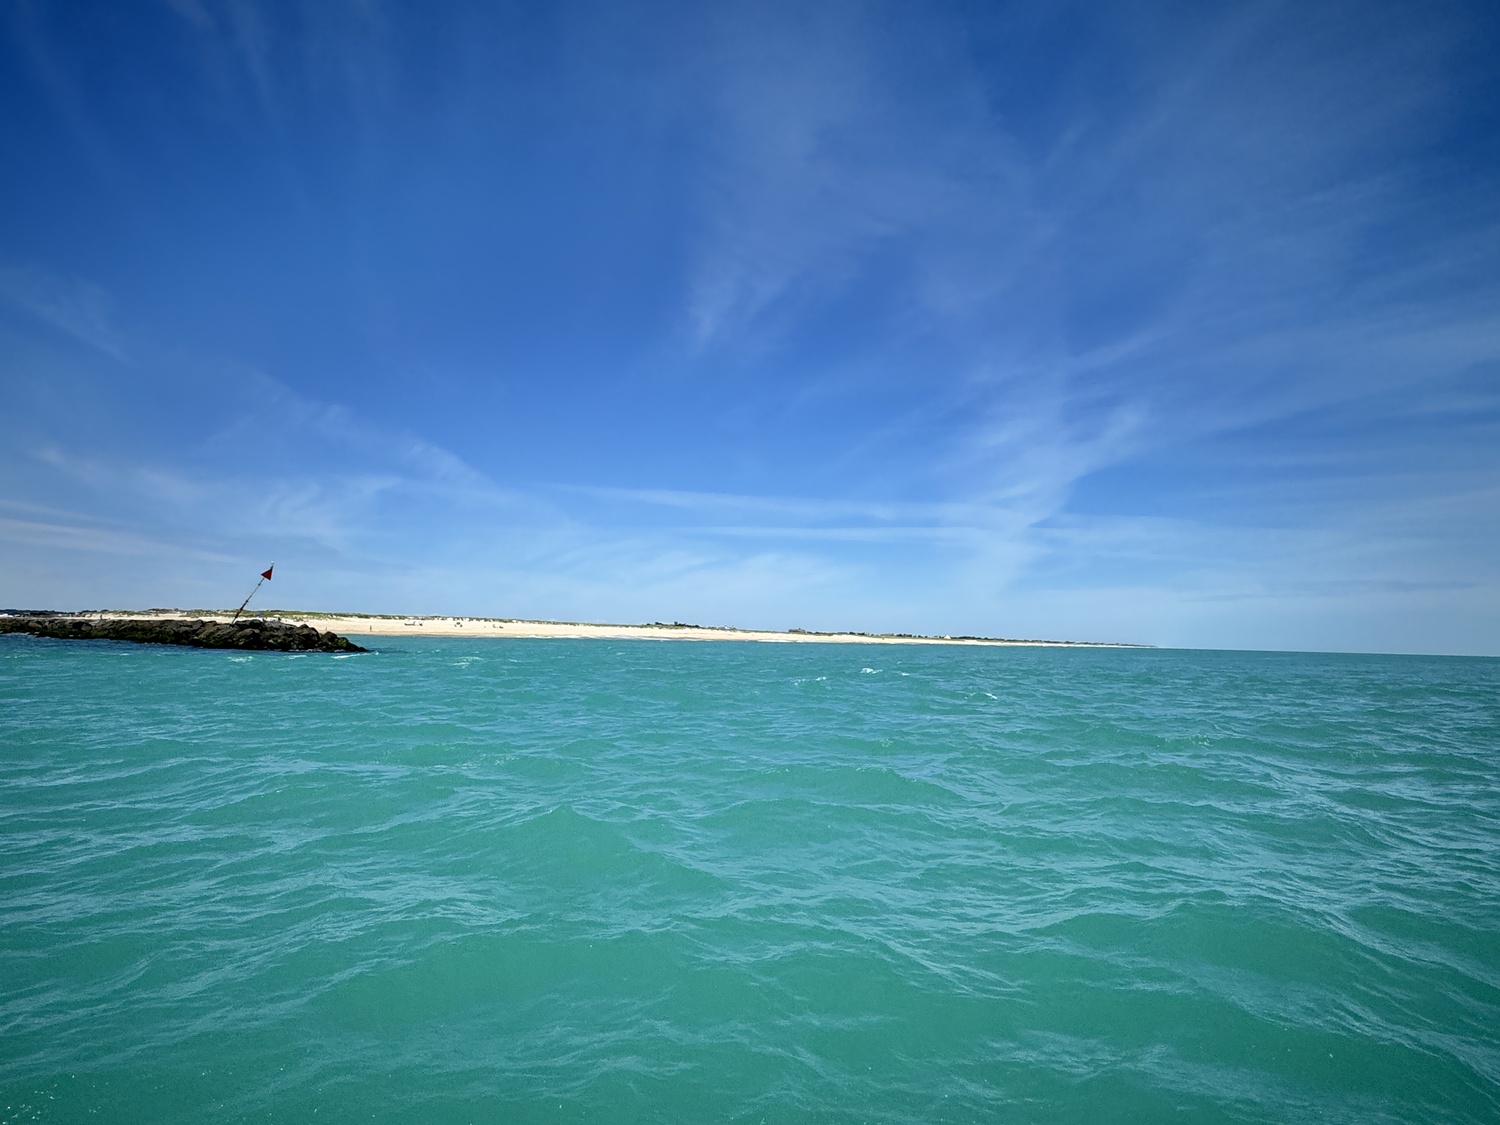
[261,566,274,581]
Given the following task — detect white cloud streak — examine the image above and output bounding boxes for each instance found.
[0,264,130,360]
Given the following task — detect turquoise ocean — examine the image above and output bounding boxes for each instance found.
[2,635,1498,1123]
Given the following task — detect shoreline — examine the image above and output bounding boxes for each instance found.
[7,609,1140,648]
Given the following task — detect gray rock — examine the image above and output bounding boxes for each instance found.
[0,615,369,653]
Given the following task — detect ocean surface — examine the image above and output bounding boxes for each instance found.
[2,635,1498,1124]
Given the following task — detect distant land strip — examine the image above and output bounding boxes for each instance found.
[1,609,1143,648]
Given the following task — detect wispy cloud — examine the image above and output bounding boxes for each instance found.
[679,0,1500,532]
[0,264,130,360]
[684,2,1033,348]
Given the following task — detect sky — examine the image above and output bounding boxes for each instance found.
[2,0,1498,654]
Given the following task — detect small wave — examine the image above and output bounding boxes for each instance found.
[5,642,1496,1124]
[861,667,879,674]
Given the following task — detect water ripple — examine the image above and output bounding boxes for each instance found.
[2,637,1498,1122]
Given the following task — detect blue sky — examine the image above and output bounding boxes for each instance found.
[2,0,1498,653]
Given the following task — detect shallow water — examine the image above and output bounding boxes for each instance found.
[2,636,1498,1123]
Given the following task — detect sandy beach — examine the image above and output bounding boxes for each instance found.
[67,611,1127,647]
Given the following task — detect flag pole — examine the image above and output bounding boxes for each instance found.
[232,565,274,623]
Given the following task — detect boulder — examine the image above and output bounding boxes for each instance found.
[0,615,368,653]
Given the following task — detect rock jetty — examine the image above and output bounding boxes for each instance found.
[0,615,368,653]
